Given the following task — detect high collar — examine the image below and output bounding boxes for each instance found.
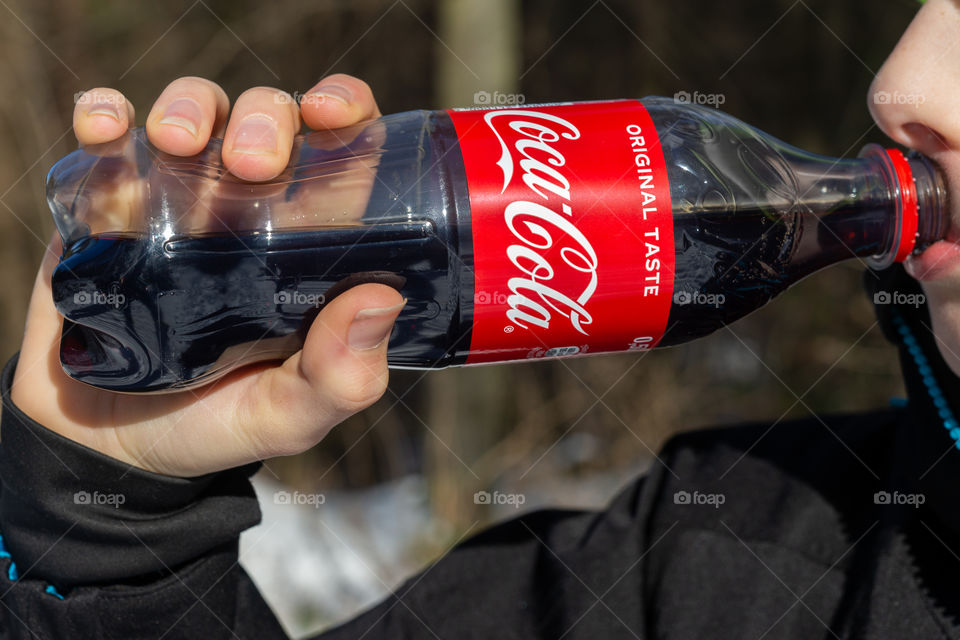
[867,265,960,533]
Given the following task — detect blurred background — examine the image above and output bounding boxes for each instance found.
[0,0,923,635]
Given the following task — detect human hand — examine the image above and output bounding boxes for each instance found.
[12,74,404,477]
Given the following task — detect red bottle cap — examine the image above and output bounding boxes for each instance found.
[884,147,919,263]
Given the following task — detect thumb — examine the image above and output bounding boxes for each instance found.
[238,283,405,458]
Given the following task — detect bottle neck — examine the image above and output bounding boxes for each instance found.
[907,152,950,254]
[782,146,948,281]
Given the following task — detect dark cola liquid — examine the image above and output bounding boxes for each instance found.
[53,200,889,392]
[659,203,891,346]
[54,226,469,392]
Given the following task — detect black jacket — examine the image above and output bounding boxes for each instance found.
[1,265,959,639]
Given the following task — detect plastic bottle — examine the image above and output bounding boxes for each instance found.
[46,98,948,392]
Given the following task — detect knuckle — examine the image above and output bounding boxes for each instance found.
[168,75,199,87]
[176,75,212,86]
[328,368,388,415]
[237,86,286,101]
[334,74,373,98]
[168,75,215,92]
[323,72,362,89]
[260,436,310,459]
[258,412,339,460]
[161,77,222,107]
[235,87,299,125]
[239,374,326,458]
[249,418,318,458]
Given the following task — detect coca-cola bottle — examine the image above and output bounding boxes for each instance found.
[46,98,948,393]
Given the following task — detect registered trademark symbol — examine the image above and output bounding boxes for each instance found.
[504,325,514,333]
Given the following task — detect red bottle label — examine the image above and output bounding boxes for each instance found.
[446,100,675,364]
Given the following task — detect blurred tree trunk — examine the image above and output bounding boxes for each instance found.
[435,0,521,107]
[427,0,521,528]
[0,0,75,371]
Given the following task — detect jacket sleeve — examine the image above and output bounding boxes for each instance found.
[0,353,289,639]
[0,351,661,640]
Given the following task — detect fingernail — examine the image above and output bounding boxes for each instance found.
[307,84,352,106]
[347,300,405,351]
[232,114,278,155]
[88,102,121,121]
[159,97,202,137]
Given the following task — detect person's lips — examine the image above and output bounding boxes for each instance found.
[905,227,960,281]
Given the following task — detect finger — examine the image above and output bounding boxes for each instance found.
[145,76,230,156]
[21,233,65,359]
[11,233,71,424]
[237,283,405,458]
[221,87,301,182]
[73,88,135,145]
[299,73,381,131]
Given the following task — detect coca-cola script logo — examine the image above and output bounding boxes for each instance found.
[483,109,598,335]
